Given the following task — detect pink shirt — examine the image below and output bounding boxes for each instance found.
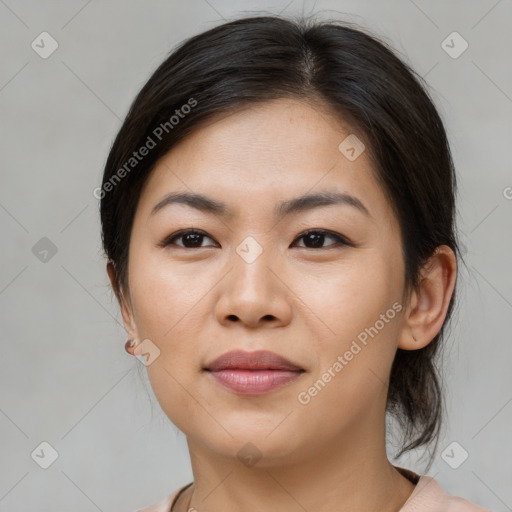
[135,467,490,512]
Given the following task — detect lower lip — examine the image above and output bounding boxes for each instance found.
[207,369,303,395]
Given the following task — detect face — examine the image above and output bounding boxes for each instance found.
[120,98,408,466]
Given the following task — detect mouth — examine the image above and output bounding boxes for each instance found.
[203,350,305,396]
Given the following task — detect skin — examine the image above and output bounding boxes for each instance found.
[107,97,457,512]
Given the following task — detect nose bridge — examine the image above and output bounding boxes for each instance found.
[231,233,275,294]
[215,232,290,326]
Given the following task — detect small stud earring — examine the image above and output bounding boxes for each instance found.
[125,338,136,354]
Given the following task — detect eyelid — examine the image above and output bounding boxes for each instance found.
[292,229,353,248]
[158,229,217,248]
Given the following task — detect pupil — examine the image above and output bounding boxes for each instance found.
[185,233,202,247]
[306,233,323,248]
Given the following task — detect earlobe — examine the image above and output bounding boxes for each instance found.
[398,245,457,351]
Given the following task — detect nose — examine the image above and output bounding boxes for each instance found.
[214,240,293,329]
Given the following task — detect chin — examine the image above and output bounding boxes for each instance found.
[191,423,306,467]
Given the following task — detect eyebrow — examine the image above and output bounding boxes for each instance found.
[150,190,371,219]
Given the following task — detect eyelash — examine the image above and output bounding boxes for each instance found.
[158,228,353,250]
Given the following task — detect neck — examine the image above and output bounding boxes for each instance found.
[179,416,416,512]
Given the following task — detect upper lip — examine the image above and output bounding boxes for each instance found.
[205,350,304,372]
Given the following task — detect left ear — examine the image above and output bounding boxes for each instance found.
[398,245,457,350]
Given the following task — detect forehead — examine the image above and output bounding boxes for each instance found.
[136,98,395,226]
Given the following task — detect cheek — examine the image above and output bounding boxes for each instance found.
[128,244,214,341]
[294,253,402,394]
[296,253,401,343]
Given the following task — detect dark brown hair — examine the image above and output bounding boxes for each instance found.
[100,14,462,467]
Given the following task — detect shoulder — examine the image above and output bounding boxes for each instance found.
[400,475,490,512]
[132,491,175,512]
[133,482,192,512]
[133,476,490,512]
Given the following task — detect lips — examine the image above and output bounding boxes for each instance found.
[204,350,305,396]
[205,350,304,372]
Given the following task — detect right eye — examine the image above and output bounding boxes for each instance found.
[158,229,218,249]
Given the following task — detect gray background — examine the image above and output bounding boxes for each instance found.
[1,1,511,511]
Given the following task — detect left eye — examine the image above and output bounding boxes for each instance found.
[292,229,350,249]
[159,229,217,249]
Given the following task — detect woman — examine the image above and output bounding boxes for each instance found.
[99,15,490,512]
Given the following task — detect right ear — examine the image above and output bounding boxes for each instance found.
[106,260,138,341]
